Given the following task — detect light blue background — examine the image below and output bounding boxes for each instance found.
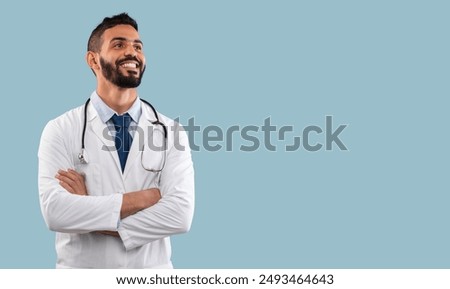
[0,0,449,268]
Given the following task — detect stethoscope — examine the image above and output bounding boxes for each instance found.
[78,98,167,172]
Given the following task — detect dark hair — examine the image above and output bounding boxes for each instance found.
[87,13,138,52]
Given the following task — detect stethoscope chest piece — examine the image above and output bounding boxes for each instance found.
[78,148,89,164]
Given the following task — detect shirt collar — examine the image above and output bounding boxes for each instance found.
[90,91,141,124]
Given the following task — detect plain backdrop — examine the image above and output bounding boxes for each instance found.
[0,0,449,268]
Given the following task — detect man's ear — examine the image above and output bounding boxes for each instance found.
[86,51,100,71]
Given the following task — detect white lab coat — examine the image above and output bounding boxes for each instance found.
[38,98,195,268]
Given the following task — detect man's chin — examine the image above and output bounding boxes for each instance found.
[114,67,144,88]
[115,78,142,88]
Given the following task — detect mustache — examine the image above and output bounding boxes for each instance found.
[115,56,143,67]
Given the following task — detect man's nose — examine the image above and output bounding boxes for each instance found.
[124,43,137,57]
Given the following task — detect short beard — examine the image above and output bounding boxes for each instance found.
[100,57,145,88]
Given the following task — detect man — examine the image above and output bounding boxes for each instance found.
[38,13,195,268]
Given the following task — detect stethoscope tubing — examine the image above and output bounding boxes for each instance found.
[78,97,168,172]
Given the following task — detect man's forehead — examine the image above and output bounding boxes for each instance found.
[103,24,140,41]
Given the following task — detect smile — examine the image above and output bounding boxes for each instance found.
[120,61,139,69]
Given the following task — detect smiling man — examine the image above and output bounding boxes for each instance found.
[38,13,195,268]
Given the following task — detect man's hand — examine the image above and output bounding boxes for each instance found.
[56,169,88,196]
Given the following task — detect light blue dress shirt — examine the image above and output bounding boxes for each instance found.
[90,91,142,139]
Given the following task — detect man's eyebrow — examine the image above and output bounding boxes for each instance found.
[110,37,143,45]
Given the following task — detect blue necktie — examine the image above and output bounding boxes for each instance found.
[111,113,132,173]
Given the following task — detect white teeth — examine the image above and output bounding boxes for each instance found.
[121,62,137,68]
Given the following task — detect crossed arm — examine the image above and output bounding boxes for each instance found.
[56,169,160,219]
[55,169,160,236]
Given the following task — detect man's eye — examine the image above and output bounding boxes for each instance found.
[134,45,142,51]
[114,43,124,48]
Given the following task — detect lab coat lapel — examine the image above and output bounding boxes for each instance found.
[123,105,155,179]
[87,103,123,175]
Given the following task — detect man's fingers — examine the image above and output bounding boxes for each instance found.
[56,173,76,187]
[68,169,86,185]
[60,169,83,180]
[67,169,81,185]
[59,181,75,194]
[58,169,78,180]
[56,169,88,196]
[58,169,85,185]
[68,168,83,177]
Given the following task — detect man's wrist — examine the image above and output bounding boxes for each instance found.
[141,188,161,209]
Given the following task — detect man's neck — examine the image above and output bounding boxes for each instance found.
[96,82,137,115]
